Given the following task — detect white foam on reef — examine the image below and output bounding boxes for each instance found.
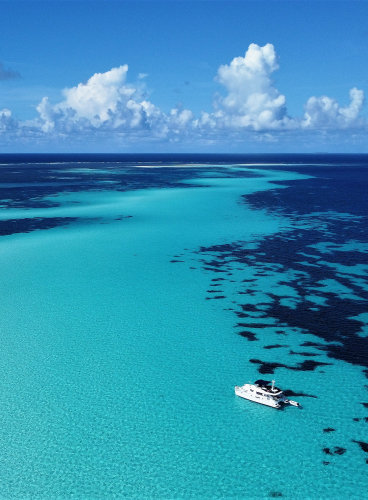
[60,168,115,174]
[132,162,292,168]
[132,163,217,168]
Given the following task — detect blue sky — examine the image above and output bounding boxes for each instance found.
[0,0,367,152]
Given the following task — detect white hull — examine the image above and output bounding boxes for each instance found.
[235,385,281,408]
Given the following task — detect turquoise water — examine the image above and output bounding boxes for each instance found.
[0,157,367,498]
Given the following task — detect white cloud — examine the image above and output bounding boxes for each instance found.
[0,108,16,132]
[34,65,166,136]
[32,66,199,144]
[212,43,294,131]
[0,44,366,150]
[60,65,131,123]
[302,87,364,129]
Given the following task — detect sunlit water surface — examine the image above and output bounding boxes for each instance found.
[0,154,367,498]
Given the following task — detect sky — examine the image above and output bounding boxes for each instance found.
[0,0,367,153]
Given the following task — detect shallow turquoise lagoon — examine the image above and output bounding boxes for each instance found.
[0,163,367,498]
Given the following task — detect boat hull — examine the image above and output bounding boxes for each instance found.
[235,386,281,408]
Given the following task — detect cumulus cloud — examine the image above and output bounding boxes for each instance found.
[0,62,21,81]
[35,65,166,136]
[0,44,366,149]
[212,43,294,130]
[0,108,17,132]
[32,65,199,145]
[61,65,131,123]
[192,44,364,143]
[302,87,364,129]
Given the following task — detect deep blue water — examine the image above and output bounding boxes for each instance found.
[0,154,367,498]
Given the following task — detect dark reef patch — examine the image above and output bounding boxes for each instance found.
[237,322,274,329]
[0,217,78,236]
[250,358,331,375]
[264,344,289,350]
[323,447,346,456]
[196,158,368,378]
[352,440,368,453]
[1,154,266,236]
[115,215,132,220]
[238,331,258,341]
[203,267,227,273]
[0,154,228,210]
[240,304,261,312]
[5,155,368,400]
[289,350,320,357]
[301,342,326,348]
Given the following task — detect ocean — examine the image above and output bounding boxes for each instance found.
[0,153,367,498]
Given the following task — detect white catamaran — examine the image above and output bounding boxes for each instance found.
[235,380,300,408]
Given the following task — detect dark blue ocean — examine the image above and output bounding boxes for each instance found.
[0,154,367,498]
